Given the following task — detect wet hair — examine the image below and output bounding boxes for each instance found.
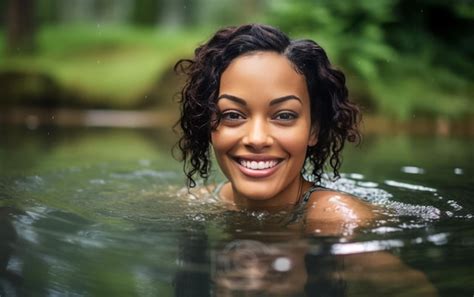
[174,24,360,187]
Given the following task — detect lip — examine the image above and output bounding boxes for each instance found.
[233,155,283,178]
[234,154,284,162]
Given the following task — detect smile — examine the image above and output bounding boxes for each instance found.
[239,159,279,170]
[233,157,283,178]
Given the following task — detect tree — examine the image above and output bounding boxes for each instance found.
[6,0,37,54]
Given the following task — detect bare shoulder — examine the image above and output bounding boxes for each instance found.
[305,190,379,235]
[306,190,377,221]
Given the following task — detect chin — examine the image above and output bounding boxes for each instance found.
[240,191,274,201]
[232,180,280,201]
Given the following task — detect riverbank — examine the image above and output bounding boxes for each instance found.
[0,26,203,109]
[1,107,473,136]
[2,25,473,120]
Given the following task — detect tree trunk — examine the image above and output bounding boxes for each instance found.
[6,0,37,55]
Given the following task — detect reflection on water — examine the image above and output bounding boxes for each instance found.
[0,127,473,296]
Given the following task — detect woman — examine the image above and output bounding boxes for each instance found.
[173,24,437,296]
[175,23,374,235]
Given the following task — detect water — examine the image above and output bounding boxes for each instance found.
[0,127,473,296]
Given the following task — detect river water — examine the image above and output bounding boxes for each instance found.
[0,126,473,296]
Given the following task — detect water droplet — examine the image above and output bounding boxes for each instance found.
[413,237,423,244]
[192,214,205,222]
[357,181,378,188]
[401,166,425,174]
[447,200,462,211]
[427,233,449,246]
[272,257,292,272]
[349,173,364,180]
[372,227,402,234]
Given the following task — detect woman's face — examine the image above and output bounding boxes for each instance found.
[211,51,317,206]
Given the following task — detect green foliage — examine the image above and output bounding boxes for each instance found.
[266,0,474,119]
[1,0,472,119]
[132,0,163,26]
[36,0,60,24]
[0,25,205,108]
[0,31,4,55]
[371,55,472,119]
[266,0,396,79]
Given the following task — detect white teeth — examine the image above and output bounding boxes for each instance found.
[239,159,278,170]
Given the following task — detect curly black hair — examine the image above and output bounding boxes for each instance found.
[174,24,361,188]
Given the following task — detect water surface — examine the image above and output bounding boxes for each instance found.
[0,127,473,296]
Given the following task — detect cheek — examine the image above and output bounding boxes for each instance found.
[211,129,237,154]
[276,125,313,156]
[279,134,311,156]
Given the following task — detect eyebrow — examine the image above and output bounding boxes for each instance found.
[216,94,301,106]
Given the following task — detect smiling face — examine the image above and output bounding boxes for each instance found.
[211,51,317,207]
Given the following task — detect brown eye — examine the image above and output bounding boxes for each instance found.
[274,112,297,121]
[222,111,245,121]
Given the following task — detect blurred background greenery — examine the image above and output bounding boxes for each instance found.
[0,0,473,120]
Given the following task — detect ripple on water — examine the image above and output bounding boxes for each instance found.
[8,164,470,252]
[384,180,437,192]
[321,176,393,204]
[401,166,425,174]
[318,174,472,224]
[330,239,405,255]
[385,201,441,220]
[12,163,470,228]
[110,169,178,180]
[371,226,403,234]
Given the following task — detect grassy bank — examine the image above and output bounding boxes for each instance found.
[0,25,208,108]
[1,24,473,119]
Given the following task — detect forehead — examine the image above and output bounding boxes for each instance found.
[219,51,308,102]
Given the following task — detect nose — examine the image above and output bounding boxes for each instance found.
[242,117,273,150]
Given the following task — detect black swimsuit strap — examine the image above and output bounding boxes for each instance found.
[282,184,327,226]
[301,184,326,204]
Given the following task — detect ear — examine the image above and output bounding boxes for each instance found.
[308,125,319,147]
